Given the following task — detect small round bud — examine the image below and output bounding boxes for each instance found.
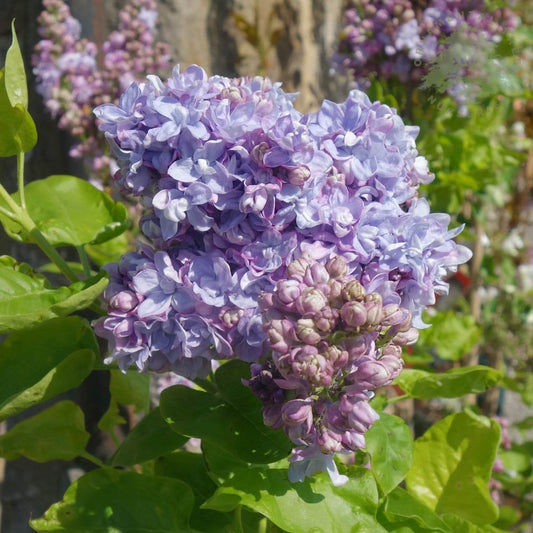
[364,293,383,325]
[326,256,347,278]
[340,301,367,328]
[342,280,366,301]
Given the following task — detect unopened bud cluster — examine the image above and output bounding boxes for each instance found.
[247,255,417,477]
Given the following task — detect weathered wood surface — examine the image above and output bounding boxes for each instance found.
[0,1,347,530]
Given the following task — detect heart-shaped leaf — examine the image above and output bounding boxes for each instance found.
[31,469,195,532]
[394,365,502,399]
[0,401,89,462]
[0,175,128,246]
[406,411,500,525]
[160,360,291,464]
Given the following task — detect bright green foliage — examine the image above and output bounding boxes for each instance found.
[204,462,386,533]
[365,413,414,495]
[414,310,481,361]
[160,360,291,464]
[394,365,502,399]
[0,175,128,246]
[0,23,37,157]
[5,21,28,108]
[0,401,89,462]
[110,407,188,467]
[406,411,501,525]
[379,487,451,532]
[0,256,108,333]
[30,469,195,532]
[0,316,97,421]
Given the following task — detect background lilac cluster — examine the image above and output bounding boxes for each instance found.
[94,64,471,381]
[332,0,518,91]
[32,0,170,184]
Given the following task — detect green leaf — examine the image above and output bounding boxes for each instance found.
[85,232,131,266]
[380,488,451,532]
[160,360,291,464]
[155,451,232,532]
[110,369,150,412]
[204,462,386,533]
[98,370,150,432]
[0,69,37,156]
[5,21,28,108]
[441,513,506,533]
[0,315,98,421]
[394,365,502,399]
[30,469,195,532]
[0,401,89,461]
[406,411,500,525]
[0,175,129,246]
[415,310,481,361]
[110,407,188,466]
[365,413,413,495]
[202,440,251,486]
[0,257,108,332]
[1,349,94,422]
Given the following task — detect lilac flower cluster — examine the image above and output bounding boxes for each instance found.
[32,0,170,184]
[332,0,518,91]
[93,64,471,482]
[246,255,417,484]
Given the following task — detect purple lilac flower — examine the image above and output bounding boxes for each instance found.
[245,255,418,484]
[32,0,170,185]
[94,65,472,483]
[332,0,518,108]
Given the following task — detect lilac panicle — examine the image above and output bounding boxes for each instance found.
[245,255,416,484]
[32,0,170,184]
[332,0,518,110]
[94,64,472,484]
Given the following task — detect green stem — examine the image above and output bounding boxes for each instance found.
[80,451,106,468]
[387,394,410,404]
[27,226,79,283]
[0,182,79,283]
[233,506,244,533]
[17,150,26,209]
[76,245,92,278]
[0,204,17,221]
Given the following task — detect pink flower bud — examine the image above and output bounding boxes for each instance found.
[342,280,366,301]
[275,279,302,309]
[282,399,314,428]
[364,293,383,325]
[287,257,311,280]
[266,319,296,353]
[341,301,367,328]
[296,287,328,315]
[326,256,347,278]
[257,291,274,310]
[393,327,419,346]
[317,428,343,454]
[342,430,366,451]
[287,166,311,185]
[296,318,323,345]
[342,335,370,361]
[110,290,139,312]
[314,306,338,333]
[347,401,379,433]
[353,360,391,390]
[327,279,343,305]
[303,263,330,287]
[381,304,406,326]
